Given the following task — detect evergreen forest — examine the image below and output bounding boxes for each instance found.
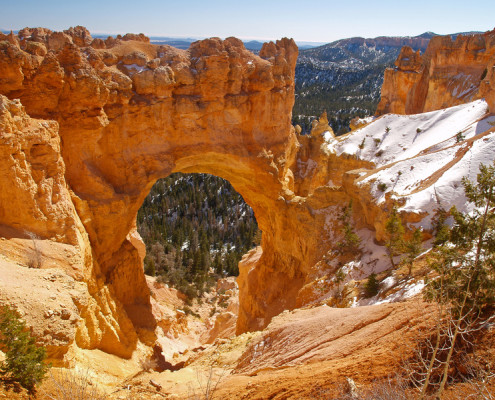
[137,173,260,300]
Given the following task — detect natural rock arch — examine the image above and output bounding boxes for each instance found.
[2,28,353,356]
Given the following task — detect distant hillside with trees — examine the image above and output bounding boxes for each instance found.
[137,173,259,299]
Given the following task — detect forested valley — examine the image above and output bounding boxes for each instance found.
[137,173,260,300]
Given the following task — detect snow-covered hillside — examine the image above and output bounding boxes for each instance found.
[325,100,495,228]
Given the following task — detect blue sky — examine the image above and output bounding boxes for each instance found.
[1,0,494,42]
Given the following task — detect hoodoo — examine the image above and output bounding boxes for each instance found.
[377,29,495,115]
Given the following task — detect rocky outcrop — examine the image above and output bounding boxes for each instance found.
[377,29,495,115]
[0,95,80,245]
[235,301,434,376]
[1,27,324,353]
[204,278,239,344]
[1,25,493,376]
[0,25,387,348]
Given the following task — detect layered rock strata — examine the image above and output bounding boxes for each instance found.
[376,29,495,115]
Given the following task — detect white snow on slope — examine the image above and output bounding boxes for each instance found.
[325,100,493,167]
[324,100,495,229]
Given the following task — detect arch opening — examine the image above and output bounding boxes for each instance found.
[137,172,261,300]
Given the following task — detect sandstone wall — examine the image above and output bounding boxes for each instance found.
[376,29,495,115]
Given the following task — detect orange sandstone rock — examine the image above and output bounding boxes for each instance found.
[4,26,473,359]
[0,27,310,351]
[377,30,495,115]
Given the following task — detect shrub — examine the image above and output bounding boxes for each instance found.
[431,208,449,247]
[336,200,361,254]
[374,138,381,145]
[404,228,423,276]
[44,368,106,400]
[385,126,391,134]
[0,305,49,392]
[455,131,465,143]
[144,256,156,276]
[364,273,380,297]
[385,205,405,268]
[377,182,387,192]
[416,128,422,133]
[26,231,42,269]
[375,150,384,157]
[358,138,366,149]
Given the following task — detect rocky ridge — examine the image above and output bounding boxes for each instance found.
[293,32,435,133]
[377,29,495,115]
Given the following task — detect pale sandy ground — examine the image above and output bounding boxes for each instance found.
[105,297,434,400]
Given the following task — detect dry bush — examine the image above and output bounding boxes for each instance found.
[454,353,494,400]
[400,309,495,399]
[186,365,227,400]
[25,231,42,268]
[359,377,415,400]
[139,356,158,372]
[42,368,106,400]
[311,376,414,399]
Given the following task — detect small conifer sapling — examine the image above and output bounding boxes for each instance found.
[385,205,405,268]
[0,306,49,392]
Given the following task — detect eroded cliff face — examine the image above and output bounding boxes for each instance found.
[376,29,495,115]
[0,26,333,354]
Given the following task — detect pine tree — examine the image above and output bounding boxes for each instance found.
[385,205,405,268]
[336,200,361,254]
[431,208,449,247]
[426,162,495,310]
[420,161,495,398]
[404,228,423,276]
[0,306,49,392]
[144,257,156,276]
[364,273,380,298]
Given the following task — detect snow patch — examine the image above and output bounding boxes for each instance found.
[122,63,148,74]
[325,100,495,224]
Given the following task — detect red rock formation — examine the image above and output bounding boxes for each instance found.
[0,27,319,353]
[3,24,494,368]
[377,29,495,115]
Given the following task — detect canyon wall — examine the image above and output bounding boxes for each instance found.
[376,29,495,115]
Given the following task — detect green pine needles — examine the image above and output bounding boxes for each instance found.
[364,273,380,298]
[0,305,49,392]
[336,200,361,255]
[385,205,405,268]
[426,161,495,312]
[418,161,495,398]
